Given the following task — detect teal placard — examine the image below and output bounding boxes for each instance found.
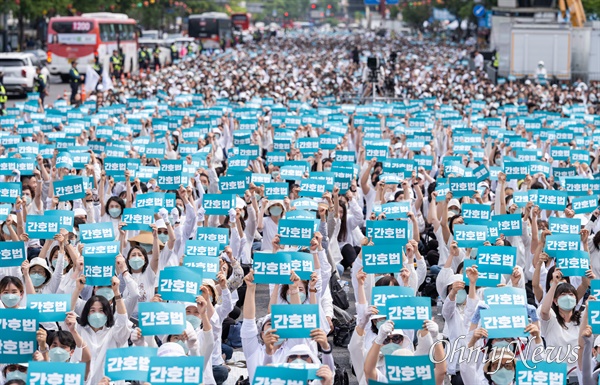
[158,266,203,302]
[252,252,293,284]
[122,208,154,232]
[544,234,581,258]
[266,151,287,166]
[591,280,600,298]
[84,256,115,286]
[476,246,517,275]
[549,217,581,235]
[461,203,492,225]
[136,192,176,211]
[291,198,318,211]
[564,178,600,197]
[503,161,528,180]
[52,177,85,202]
[196,227,229,250]
[280,165,305,180]
[26,214,62,239]
[148,356,204,385]
[184,240,220,257]
[79,222,116,243]
[105,346,157,381]
[157,171,189,190]
[386,297,431,329]
[385,355,434,385]
[203,194,236,215]
[263,182,289,199]
[278,251,314,281]
[462,260,502,287]
[0,241,26,267]
[0,308,38,363]
[493,213,522,237]
[365,220,411,246]
[286,210,316,220]
[271,304,320,338]
[82,241,120,257]
[572,195,598,214]
[483,287,527,307]
[480,306,528,339]
[588,300,600,334]
[219,175,248,194]
[372,286,414,312]
[373,201,411,219]
[104,156,129,176]
[362,244,403,274]
[27,294,71,322]
[299,179,328,198]
[537,190,568,211]
[139,302,186,336]
[278,219,315,247]
[183,256,219,279]
[27,362,85,385]
[0,203,11,222]
[453,224,488,248]
[515,361,566,385]
[0,157,36,175]
[0,182,21,203]
[555,250,590,276]
[448,177,478,198]
[253,366,310,385]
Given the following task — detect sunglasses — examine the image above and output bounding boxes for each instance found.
[157,230,168,235]
[383,334,404,345]
[287,355,310,362]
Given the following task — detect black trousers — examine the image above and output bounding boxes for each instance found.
[70,83,79,104]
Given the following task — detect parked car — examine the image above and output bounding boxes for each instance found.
[0,52,41,96]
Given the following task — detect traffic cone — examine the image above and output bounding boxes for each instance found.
[81,85,86,102]
[63,89,68,100]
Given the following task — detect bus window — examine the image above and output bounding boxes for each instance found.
[100,24,111,41]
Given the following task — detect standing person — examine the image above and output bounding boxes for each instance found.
[109,50,121,81]
[473,50,484,71]
[0,72,6,116]
[139,45,149,73]
[92,55,103,76]
[170,41,178,64]
[153,44,161,71]
[34,67,47,107]
[69,61,83,105]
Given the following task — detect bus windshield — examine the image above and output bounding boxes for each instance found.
[51,20,94,33]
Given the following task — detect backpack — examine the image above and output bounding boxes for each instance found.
[226,321,243,348]
[419,273,438,304]
[235,376,249,385]
[332,305,355,348]
[333,364,349,385]
[330,276,349,310]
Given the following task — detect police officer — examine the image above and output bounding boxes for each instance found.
[153,44,161,71]
[0,72,6,116]
[139,45,149,72]
[92,55,103,76]
[109,50,122,79]
[69,60,83,105]
[34,67,47,106]
[170,42,178,64]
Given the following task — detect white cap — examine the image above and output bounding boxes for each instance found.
[74,208,87,217]
[448,199,461,210]
[155,219,167,229]
[594,335,600,347]
[157,342,185,357]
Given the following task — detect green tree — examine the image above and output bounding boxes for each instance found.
[582,0,600,17]
[401,4,431,28]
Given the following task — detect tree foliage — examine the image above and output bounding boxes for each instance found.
[401,4,432,28]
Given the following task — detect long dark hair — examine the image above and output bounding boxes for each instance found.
[78,296,115,328]
[551,282,581,329]
[126,245,150,273]
[338,202,348,243]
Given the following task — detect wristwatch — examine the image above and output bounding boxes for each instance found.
[114,295,122,301]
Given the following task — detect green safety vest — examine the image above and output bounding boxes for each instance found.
[171,45,177,53]
[0,85,6,103]
[111,55,122,69]
[493,53,499,68]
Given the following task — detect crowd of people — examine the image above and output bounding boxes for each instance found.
[1,30,600,385]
